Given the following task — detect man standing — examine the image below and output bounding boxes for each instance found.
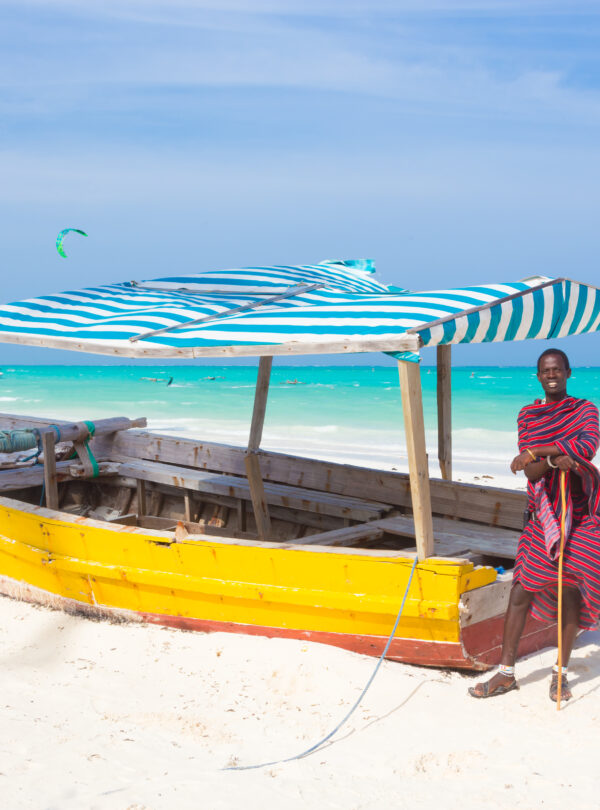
[469,349,600,701]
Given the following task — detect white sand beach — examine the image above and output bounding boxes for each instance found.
[1,595,598,810]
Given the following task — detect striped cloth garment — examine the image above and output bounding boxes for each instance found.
[514,396,600,629]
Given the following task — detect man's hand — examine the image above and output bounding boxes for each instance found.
[511,451,534,474]
[553,454,580,472]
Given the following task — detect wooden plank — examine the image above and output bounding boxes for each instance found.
[100,431,526,530]
[248,356,273,452]
[398,359,434,560]
[107,513,138,526]
[0,459,116,491]
[436,344,452,481]
[289,523,384,547]
[0,331,421,359]
[136,480,146,517]
[41,430,58,510]
[244,453,272,539]
[373,515,520,559]
[245,356,273,537]
[459,576,513,626]
[117,458,388,521]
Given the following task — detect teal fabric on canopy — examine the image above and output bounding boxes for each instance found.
[0,262,597,359]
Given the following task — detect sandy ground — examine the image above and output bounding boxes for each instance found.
[0,597,598,810]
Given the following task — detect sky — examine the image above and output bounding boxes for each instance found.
[1,0,600,366]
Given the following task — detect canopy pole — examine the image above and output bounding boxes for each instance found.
[398,359,434,560]
[436,344,452,481]
[41,430,59,511]
[245,356,273,539]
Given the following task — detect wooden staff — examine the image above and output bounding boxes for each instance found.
[557,469,567,711]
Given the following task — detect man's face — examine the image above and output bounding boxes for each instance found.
[537,354,571,397]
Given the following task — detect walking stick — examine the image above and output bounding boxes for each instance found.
[557,469,567,711]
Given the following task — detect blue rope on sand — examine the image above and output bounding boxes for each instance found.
[224,555,419,772]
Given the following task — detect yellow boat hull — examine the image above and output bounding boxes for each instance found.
[0,497,554,669]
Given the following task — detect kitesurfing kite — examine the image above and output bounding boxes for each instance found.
[56,228,87,258]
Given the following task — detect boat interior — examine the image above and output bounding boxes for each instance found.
[0,412,525,573]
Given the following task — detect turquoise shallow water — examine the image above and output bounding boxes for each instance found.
[1,365,599,480]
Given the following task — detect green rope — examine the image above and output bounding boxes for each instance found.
[0,429,39,454]
[82,421,99,478]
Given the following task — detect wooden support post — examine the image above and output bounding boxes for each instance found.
[184,494,192,522]
[436,344,452,481]
[248,356,273,452]
[136,479,146,517]
[244,453,272,539]
[237,499,247,533]
[398,359,434,560]
[245,356,273,539]
[41,430,59,511]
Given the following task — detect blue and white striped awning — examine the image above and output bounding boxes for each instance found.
[0,261,598,359]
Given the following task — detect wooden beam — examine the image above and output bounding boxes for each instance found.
[136,479,147,517]
[436,344,452,481]
[248,356,273,451]
[0,331,421,359]
[244,453,272,539]
[398,359,434,560]
[41,430,59,510]
[245,356,274,538]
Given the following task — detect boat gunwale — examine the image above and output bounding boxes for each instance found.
[0,493,477,566]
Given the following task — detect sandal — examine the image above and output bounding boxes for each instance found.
[549,672,572,702]
[468,673,519,699]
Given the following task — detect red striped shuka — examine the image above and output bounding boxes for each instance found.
[514,395,600,629]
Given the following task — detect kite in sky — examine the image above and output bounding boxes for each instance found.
[56,228,88,258]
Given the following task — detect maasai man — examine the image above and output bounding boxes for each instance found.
[469,348,600,701]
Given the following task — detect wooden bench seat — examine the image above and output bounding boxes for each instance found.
[295,514,521,559]
[117,457,392,522]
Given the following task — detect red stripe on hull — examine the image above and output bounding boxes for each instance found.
[462,612,557,667]
[140,612,474,669]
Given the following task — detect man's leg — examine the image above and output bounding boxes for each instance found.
[469,582,534,698]
[550,586,581,702]
[499,582,536,666]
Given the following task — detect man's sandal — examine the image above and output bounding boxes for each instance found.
[468,674,519,699]
[549,672,572,702]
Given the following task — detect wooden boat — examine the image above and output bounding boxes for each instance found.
[0,407,551,671]
[0,267,597,669]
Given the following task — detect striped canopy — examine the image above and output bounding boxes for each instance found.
[0,261,598,359]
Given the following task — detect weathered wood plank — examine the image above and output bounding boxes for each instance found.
[117,457,388,521]
[245,356,273,536]
[248,357,272,452]
[398,359,434,560]
[99,431,526,530]
[0,459,117,491]
[41,430,59,510]
[0,331,420,358]
[377,514,520,559]
[289,523,385,547]
[136,480,147,517]
[437,344,452,481]
[244,452,272,539]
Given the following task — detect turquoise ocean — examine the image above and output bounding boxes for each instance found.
[2,365,600,486]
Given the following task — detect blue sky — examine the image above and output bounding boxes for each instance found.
[1,0,600,366]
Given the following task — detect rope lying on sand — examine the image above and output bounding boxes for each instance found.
[224,556,419,771]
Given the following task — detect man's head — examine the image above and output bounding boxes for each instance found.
[537,349,571,399]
